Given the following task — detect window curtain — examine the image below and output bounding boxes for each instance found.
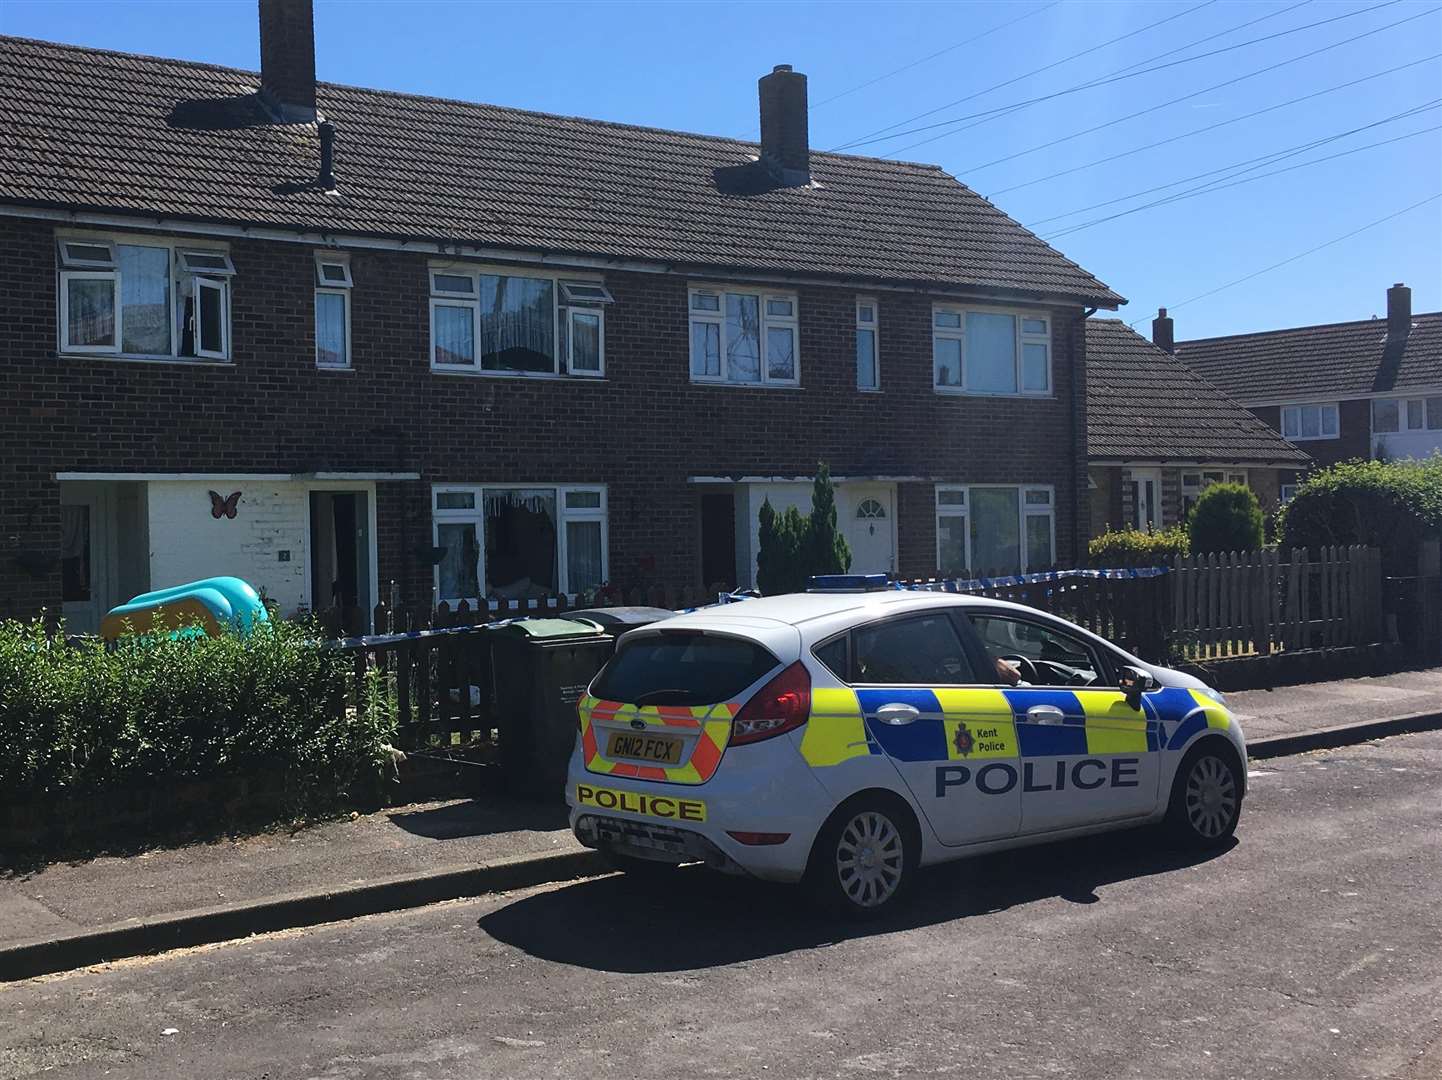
[118,244,171,354]
[434,305,474,365]
[316,293,346,366]
[67,279,114,346]
[437,523,479,600]
[566,520,603,593]
[480,276,554,372]
[970,488,1021,575]
[725,293,761,381]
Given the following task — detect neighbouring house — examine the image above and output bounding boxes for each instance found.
[0,1,1124,633]
[1085,319,1310,535]
[1168,283,1442,502]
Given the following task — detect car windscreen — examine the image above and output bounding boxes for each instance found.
[591,632,778,706]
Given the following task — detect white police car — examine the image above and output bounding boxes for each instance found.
[568,577,1245,916]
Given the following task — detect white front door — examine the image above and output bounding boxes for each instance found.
[1129,469,1162,531]
[843,485,896,575]
[60,484,112,635]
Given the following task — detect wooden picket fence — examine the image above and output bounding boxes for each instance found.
[1171,545,1383,660]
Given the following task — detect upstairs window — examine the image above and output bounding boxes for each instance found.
[856,298,879,390]
[57,235,234,361]
[1373,396,1442,434]
[430,268,608,377]
[933,307,1050,396]
[315,253,352,369]
[1281,403,1338,440]
[689,287,799,386]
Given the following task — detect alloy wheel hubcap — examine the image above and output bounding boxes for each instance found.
[836,811,904,907]
[1185,755,1238,838]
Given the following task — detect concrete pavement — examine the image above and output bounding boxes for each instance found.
[2,731,1439,1080]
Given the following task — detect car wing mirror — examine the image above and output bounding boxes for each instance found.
[1118,665,1156,710]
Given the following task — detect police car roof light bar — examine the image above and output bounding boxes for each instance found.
[806,574,892,593]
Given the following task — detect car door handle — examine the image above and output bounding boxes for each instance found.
[875,703,920,726]
[1026,705,1067,725]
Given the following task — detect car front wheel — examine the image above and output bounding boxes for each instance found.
[808,796,918,918]
[1166,743,1242,848]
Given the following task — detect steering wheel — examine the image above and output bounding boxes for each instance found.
[998,654,1039,684]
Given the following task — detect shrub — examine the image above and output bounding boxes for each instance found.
[1278,455,1442,575]
[755,463,853,594]
[1189,483,1264,554]
[1088,526,1190,568]
[0,618,394,804]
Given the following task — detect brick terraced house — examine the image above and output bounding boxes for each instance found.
[0,1,1125,633]
[1086,319,1309,534]
[1169,283,1442,501]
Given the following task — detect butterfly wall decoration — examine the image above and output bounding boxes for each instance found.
[209,490,241,520]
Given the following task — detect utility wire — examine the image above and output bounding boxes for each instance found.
[1126,192,1442,326]
[828,0,1219,151]
[809,1,1064,110]
[1028,97,1442,228]
[949,4,1440,173]
[836,0,1400,152]
[988,52,1442,196]
[1045,118,1442,239]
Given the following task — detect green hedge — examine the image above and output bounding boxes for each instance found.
[1088,526,1189,567]
[1278,455,1442,574]
[0,618,394,804]
[1189,482,1265,555]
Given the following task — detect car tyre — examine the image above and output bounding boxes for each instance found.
[807,794,919,919]
[1165,741,1242,849]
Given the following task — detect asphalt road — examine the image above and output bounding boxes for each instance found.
[4,733,1441,1080]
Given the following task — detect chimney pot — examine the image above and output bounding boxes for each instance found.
[1387,282,1412,345]
[1152,306,1175,354]
[758,64,810,187]
[259,0,317,123]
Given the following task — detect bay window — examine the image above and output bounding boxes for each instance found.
[57,234,234,361]
[935,485,1055,577]
[689,286,799,386]
[430,267,610,376]
[933,306,1051,396]
[432,485,608,602]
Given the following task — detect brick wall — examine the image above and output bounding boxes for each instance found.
[0,214,1090,618]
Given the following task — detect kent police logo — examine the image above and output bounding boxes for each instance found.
[953,726,974,757]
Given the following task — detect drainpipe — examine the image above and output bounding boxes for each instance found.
[1075,307,1097,566]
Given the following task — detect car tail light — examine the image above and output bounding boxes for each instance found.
[730,661,810,746]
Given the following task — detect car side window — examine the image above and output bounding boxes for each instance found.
[812,635,849,681]
[967,614,1105,688]
[854,613,977,685]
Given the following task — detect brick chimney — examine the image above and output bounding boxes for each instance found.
[759,65,810,187]
[1151,307,1174,354]
[1387,282,1412,345]
[259,0,317,123]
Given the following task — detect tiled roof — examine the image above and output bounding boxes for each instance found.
[1177,312,1442,402]
[1086,319,1310,466]
[0,35,1122,305]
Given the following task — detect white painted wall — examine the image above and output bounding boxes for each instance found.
[1375,430,1442,461]
[733,481,897,587]
[146,480,309,615]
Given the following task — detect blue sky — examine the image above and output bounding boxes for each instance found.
[4,0,1439,339]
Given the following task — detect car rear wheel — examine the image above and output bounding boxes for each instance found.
[808,796,918,919]
[1166,742,1242,848]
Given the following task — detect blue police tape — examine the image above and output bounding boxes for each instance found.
[894,566,1169,592]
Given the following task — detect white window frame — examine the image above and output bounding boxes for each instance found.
[431,484,609,604]
[176,249,237,277]
[428,263,607,378]
[192,276,229,360]
[856,297,880,391]
[563,306,605,377]
[934,484,1055,576]
[314,253,353,370]
[55,231,234,363]
[315,253,354,288]
[58,270,119,354]
[932,305,1052,397]
[1373,395,1442,434]
[315,288,352,369]
[1281,484,1298,504]
[688,285,800,387]
[1280,402,1339,441]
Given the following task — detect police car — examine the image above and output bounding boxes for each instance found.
[568,577,1245,916]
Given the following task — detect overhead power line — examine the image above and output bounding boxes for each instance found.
[988,51,1442,197]
[835,0,1401,153]
[809,1,1064,111]
[949,4,1440,174]
[1028,97,1442,228]
[1127,192,1442,326]
[1045,118,1442,240]
[829,0,1220,150]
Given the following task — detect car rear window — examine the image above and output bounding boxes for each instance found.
[591,632,779,706]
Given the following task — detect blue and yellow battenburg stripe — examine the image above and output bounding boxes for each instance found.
[799,685,1228,766]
